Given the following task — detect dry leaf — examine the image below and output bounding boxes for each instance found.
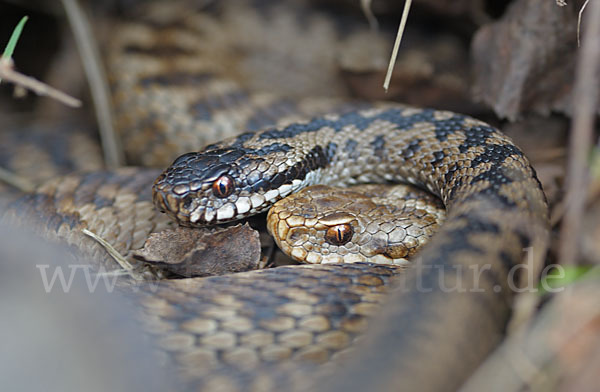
[133,223,261,277]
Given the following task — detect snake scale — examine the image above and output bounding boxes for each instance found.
[2,2,550,392]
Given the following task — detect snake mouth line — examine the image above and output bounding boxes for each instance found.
[152,175,311,226]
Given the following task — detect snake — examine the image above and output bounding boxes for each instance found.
[267,183,445,265]
[150,103,549,391]
[2,2,551,391]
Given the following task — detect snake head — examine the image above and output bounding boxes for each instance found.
[267,185,444,265]
[152,145,309,226]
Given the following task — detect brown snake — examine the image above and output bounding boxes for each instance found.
[2,2,550,392]
[268,184,445,265]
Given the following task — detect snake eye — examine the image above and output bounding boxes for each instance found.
[325,224,353,245]
[212,175,234,198]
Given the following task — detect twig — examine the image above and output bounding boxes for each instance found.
[577,0,591,47]
[383,0,412,92]
[82,228,145,281]
[558,0,600,265]
[61,0,124,168]
[360,0,379,30]
[0,166,35,192]
[0,59,82,107]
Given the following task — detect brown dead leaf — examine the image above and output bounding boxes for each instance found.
[133,223,261,277]
[472,0,596,120]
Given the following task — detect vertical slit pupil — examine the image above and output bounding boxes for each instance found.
[213,175,233,198]
[326,224,352,245]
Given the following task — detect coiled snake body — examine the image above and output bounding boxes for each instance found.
[4,2,550,391]
[152,105,549,390]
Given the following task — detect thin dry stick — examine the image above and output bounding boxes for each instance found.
[558,0,600,265]
[61,0,124,169]
[0,59,81,107]
[0,166,35,192]
[360,0,379,30]
[577,0,591,47]
[82,228,145,281]
[383,0,412,92]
